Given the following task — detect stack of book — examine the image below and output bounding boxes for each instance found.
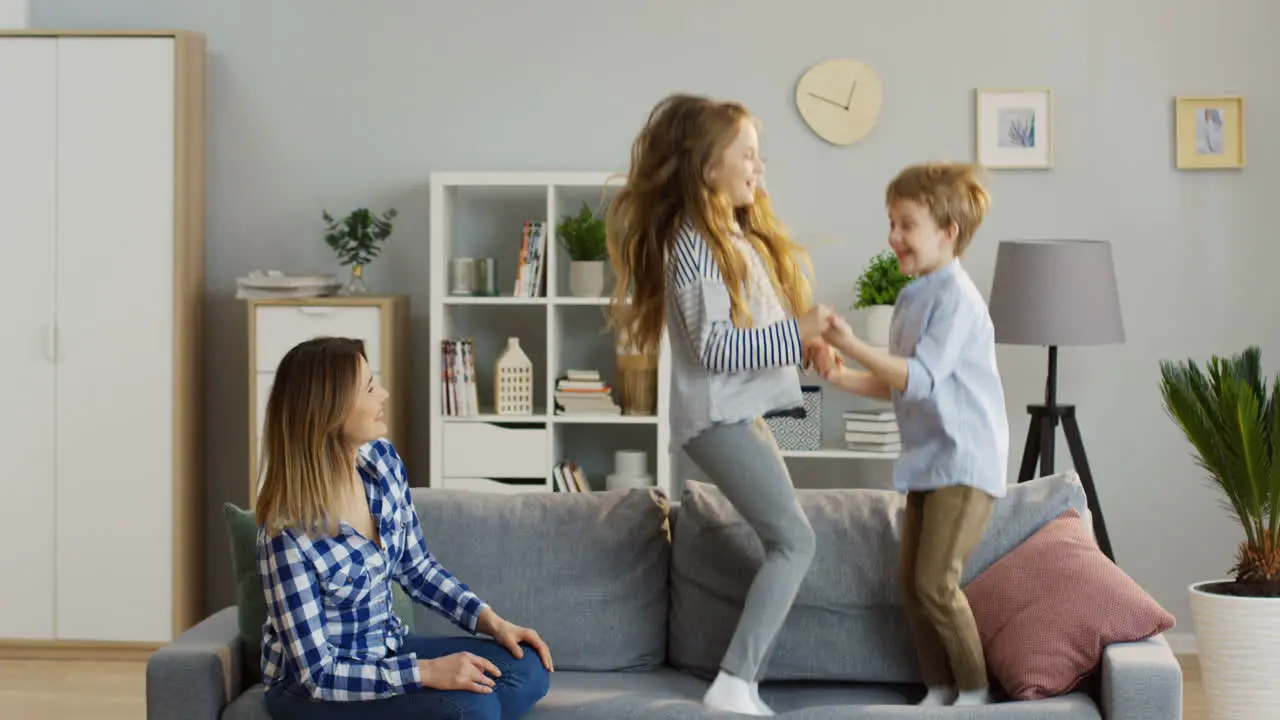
[843,409,900,454]
[553,369,620,416]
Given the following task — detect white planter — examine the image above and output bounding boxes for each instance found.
[568,260,606,297]
[864,305,893,347]
[1188,579,1280,719]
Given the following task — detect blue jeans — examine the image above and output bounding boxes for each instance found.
[263,634,551,720]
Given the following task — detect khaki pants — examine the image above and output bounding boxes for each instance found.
[900,485,995,691]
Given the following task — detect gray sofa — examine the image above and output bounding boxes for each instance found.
[148,471,1182,719]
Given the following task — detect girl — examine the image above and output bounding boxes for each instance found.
[606,93,834,716]
[819,162,1007,707]
[255,337,553,720]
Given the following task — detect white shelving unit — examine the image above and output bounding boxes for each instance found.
[428,171,675,498]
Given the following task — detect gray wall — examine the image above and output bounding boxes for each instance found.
[32,0,1279,635]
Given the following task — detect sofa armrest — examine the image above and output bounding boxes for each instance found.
[1099,634,1183,720]
[146,607,244,720]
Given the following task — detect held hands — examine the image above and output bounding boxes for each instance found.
[419,653,501,694]
[798,304,834,344]
[804,340,844,379]
[822,313,858,352]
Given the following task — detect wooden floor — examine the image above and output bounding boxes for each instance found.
[0,656,1207,719]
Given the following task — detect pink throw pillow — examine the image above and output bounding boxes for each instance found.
[962,509,1175,700]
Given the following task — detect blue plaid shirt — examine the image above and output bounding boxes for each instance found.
[257,439,488,701]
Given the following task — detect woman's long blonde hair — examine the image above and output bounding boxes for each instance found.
[606,94,813,357]
[255,337,366,536]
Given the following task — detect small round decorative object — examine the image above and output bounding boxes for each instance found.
[795,58,884,146]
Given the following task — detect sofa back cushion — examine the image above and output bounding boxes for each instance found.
[667,472,1090,683]
[410,486,671,672]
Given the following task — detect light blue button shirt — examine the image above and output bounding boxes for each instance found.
[888,259,1009,498]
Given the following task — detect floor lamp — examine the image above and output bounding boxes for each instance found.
[987,240,1125,562]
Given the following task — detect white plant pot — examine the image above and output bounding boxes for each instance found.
[864,305,893,347]
[569,260,606,297]
[1188,579,1280,719]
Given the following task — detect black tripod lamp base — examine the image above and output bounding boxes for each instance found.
[1017,403,1116,563]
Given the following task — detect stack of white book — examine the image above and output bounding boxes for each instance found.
[553,369,620,416]
[843,409,900,454]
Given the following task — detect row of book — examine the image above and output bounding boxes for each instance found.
[440,338,480,417]
[553,461,590,492]
[513,220,548,298]
[844,409,900,454]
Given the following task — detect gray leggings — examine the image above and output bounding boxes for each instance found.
[684,418,817,682]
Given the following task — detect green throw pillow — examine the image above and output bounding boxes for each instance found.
[223,503,417,677]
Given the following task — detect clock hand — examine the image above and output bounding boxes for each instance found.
[807,93,846,110]
[844,81,857,110]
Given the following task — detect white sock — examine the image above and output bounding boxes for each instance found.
[749,681,775,715]
[919,685,957,706]
[703,670,770,716]
[954,687,992,706]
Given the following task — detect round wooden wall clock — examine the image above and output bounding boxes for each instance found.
[795,58,883,146]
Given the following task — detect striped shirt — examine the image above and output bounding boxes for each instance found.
[889,259,1010,497]
[257,439,488,701]
[666,220,804,450]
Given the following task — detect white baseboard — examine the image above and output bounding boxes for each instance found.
[1163,631,1198,655]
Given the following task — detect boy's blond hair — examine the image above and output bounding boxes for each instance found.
[885,163,990,256]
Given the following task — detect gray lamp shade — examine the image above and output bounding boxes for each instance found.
[987,239,1125,347]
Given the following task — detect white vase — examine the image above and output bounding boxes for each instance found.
[1188,579,1280,719]
[864,305,893,347]
[569,260,605,297]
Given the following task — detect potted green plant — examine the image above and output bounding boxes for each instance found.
[557,202,608,297]
[323,207,398,294]
[1159,345,1280,715]
[851,250,911,347]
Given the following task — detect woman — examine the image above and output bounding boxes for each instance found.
[255,336,552,720]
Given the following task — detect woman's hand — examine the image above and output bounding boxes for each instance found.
[488,617,555,672]
[418,652,501,693]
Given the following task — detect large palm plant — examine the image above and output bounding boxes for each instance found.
[1159,345,1280,594]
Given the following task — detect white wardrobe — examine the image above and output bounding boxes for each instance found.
[0,31,205,651]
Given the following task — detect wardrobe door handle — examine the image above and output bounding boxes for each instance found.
[298,307,335,316]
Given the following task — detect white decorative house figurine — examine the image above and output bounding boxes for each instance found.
[494,337,533,415]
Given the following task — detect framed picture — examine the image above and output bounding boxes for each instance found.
[974,88,1053,170]
[1175,95,1244,169]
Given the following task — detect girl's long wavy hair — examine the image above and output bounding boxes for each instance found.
[606,94,813,357]
[254,337,366,536]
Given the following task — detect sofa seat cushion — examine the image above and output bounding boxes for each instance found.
[221,685,268,720]
[409,487,671,672]
[669,472,1091,683]
[223,674,1101,720]
[532,670,1102,719]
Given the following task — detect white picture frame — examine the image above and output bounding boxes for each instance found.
[975,88,1054,170]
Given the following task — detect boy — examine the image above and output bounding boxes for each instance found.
[818,162,1009,707]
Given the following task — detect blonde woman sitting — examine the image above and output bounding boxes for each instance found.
[254,337,552,720]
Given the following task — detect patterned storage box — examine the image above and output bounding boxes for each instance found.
[765,385,822,451]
